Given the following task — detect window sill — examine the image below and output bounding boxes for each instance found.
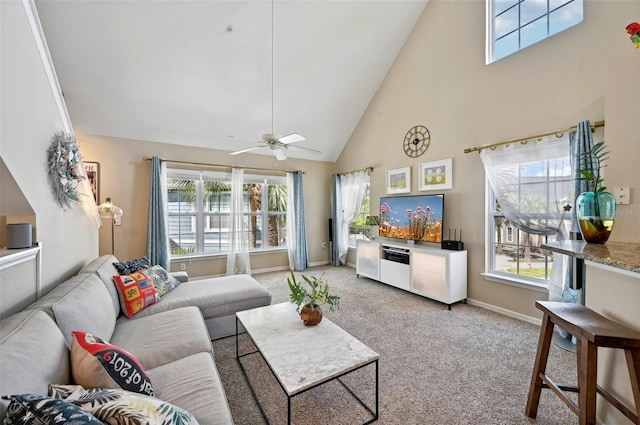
[170,247,287,263]
[481,272,549,294]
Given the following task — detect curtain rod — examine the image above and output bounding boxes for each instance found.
[464,120,605,154]
[338,166,374,176]
[141,157,303,174]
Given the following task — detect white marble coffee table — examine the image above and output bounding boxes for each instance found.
[236,302,379,425]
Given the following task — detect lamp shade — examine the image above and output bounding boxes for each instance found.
[97,197,123,218]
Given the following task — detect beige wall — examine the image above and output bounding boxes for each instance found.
[337,0,640,320]
[77,134,335,276]
[1,1,98,295]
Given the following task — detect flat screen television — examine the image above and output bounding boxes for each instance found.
[379,194,444,243]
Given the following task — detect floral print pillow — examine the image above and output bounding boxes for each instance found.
[49,385,199,425]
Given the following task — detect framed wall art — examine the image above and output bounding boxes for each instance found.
[385,166,411,194]
[84,161,100,203]
[419,158,452,191]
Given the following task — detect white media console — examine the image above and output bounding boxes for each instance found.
[356,239,467,309]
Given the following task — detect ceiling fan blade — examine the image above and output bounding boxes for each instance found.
[274,149,287,161]
[278,133,305,145]
[229,146,263,155]
[285,144,322,154]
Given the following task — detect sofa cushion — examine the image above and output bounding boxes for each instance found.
[51,273,118,346]
[50,385,199,425]
[147,352,233,425]
[78,255,122,314]
[113,272,160,318]
[0,310,71,421]
[2,394,102,425]
[111,306,212,370]
[71,331,154,396]
[146,265,182,296]
[132,274,272,321]
[113,256,151,275]
[25,273,101,319]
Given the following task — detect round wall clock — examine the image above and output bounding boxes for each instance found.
[403,125,430,158]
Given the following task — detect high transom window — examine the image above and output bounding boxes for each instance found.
[487,0,583,63]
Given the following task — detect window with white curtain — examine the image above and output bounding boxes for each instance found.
[348,178,370,247]
[166,168,287,257]
[486,0,583,64]
[483,135,573,287]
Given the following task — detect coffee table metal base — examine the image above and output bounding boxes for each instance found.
[236,318,379,425]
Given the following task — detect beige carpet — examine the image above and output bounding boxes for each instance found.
[213,265,579,424]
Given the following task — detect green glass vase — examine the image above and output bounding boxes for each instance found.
[576,191,616,244]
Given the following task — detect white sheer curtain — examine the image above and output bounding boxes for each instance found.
[226,168,251,275]
[286,172,296,269]
[338,170,368,264]
[480,133,575,303]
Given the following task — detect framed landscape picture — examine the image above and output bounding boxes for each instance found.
[385,166,411,194]
[84,161,100,203]
[419,158,452,191]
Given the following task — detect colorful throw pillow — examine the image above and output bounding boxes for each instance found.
[70,331,154,396]
[49,385,199,425]
[113,271,160,317]
[2,393,103,425]
[145,265,182,296]
[113,256,151,275]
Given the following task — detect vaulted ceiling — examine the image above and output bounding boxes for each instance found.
[35,1,428,162]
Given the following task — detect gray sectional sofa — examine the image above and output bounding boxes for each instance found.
[0,254,273,423]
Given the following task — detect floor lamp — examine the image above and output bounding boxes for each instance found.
[97,197,124,255]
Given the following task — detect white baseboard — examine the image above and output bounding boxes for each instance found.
[467,298,542,326]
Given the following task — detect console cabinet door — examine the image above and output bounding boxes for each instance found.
[411,250,447,302]
[356,240,380,280]
[411,250,467,304]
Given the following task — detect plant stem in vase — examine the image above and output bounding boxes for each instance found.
[576,141,616,244]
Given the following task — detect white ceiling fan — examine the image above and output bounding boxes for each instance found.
[229,1,321,161]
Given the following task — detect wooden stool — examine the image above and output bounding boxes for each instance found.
[526,301,640,425]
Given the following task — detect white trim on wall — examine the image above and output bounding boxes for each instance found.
[22,0,72,133]
[22,0,101,224]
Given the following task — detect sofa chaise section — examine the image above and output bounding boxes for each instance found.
[80,255,273,340]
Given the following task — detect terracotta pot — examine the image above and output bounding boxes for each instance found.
[300,304,323,326]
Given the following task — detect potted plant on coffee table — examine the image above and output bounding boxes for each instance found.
[287,271,340,326]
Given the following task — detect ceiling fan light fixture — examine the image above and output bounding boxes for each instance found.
[274,148,287,161]
[262,133,279,141]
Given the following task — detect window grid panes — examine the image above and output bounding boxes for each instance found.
[487,156,572,284]
[167,170,287,257]
[488,0,583,63]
